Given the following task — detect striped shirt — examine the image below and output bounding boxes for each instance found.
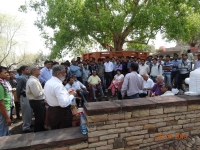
[178,59,191,74]
[163,61,173,74]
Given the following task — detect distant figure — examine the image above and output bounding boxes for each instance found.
[138,59,150,75]
[161,84,174,96]
[39,60,52,87]
[187,49,194,70]
[121,63,143,99]
[149,75,165,97]
[194,54,200,70]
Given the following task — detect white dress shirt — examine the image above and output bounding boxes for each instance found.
[72,80,86,90]
[161,91,175,96]
[26,76,45,100]
[150,64,163,76]
[44,76,74,107]
[139,78,154,94]
[138,64,150,75]
[104,61,113,72]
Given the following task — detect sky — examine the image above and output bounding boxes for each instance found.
[0,0,176,58]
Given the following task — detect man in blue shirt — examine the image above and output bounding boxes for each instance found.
[163,55,173,86]
[171,53,180,88]
[70,60,82,83]
[39,60,52,87]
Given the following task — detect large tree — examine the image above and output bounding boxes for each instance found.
[20,0,200,59]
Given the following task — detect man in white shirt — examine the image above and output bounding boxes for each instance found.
[194,54,200,70]
[26,66,45,132]
[139,74,154,97]
[44,65,77,129]
[150,58,163,82]
[72,74,89,105]
[121,63,143,99]
[138,59,150,75]
[161,84,174,96]
[104,57,113,91]
[187,49,194,70]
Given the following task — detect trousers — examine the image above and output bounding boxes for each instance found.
[0,111,10,136]
[20,96,32,131]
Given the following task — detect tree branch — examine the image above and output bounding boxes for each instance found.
[125,40,148,45]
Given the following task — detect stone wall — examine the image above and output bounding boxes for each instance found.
[83,95,200,150]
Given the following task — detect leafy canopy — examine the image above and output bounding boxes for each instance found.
[20,0,200,59]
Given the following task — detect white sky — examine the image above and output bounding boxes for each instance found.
[0,0,176,58]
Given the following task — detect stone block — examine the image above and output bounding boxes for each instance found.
[108,113,125,120]
[125,126,143,132]
[177,119,190,125]
[137,116,155,121]
[175,115,185,120]
[176,106,187,112]
[88,141,107,148]
[196,117,200,122]
[108,139,114,144]
[118,118,137,123]
[190,130,200,135]
[53,147,69,150]
[131,130,148,136]
[149,118,163,123]
[172,125,182,130]
[127,139,143,146]
[186,114,196,119]
[156,122,166,127]
[182,111,195,115]
[188,104,198,111]
[87,126,96,132]
[166,120,178,126]
[144,134,149,139]
[106,120,119,125]
[132,109,150,117]
[126,135,145,141]
[100,134,118,141]
[88,137,99,143]
[142,137,154,143]
[96,144,113,150]
[195,122,200,126]
[183,123,194,128]
[143,124,156,129]
[163,117,174,121]
[120,133,132,138]
[168,113,182,117]
[88,130,108,138]
[125,112,132,119]
[150,108,163,115]
[158,126,172,132]
[148,128,158,134]
[129,120,148,126]
[113,138,125,149]
[96,124,115,130]
[86,114,108,123]
[69,143,88,150]
[108,128,125,134]
[116,123,128,128]
[164,107,176,113]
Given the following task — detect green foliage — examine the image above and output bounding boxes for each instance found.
[20,0,200,59]
[127,43,155,53]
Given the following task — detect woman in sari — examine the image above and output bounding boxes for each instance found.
[108,69,124,97]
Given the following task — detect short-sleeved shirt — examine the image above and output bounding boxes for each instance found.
[114,74,124,81]
[0,84,11,110]
[97,65,105,76]
[88,75,101,85]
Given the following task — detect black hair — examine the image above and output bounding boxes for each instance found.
[130,63,139,71]
[44,60,51,65]
[159,55,163,58]
[67,77,73,83]
[19,65,28,71]
[164,84,172,91]
[116,69,122,73]
[106,56,110,59]
[98,58,102,62]
[153,58,158,61]
[182,54,187,57]
[174,53,178,57]
[166,55,170,58]
[187,49,191,53]
[0,66,7,73]
[141,59,145,62]
[198,53,200,56]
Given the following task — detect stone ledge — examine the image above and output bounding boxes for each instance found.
[0,127,87,150]
[84,96,195,116]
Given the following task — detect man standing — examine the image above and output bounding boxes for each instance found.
[163,55,173,86]
[44,65,77,129]
[26,66,45,132]
[16,65,33,132]
[121,63,143,99]
[88,70,104,101]
[97,59,106,92]
[194,54,200,70]
[104,57,113,91]
[187,49,194,70]
[70,59,82,83]
[138,59,150,75]
[39,60,52,87]
[171,53,180,88]
[0,66,12,136]
[150,58,163,83]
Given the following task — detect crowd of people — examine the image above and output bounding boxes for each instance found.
[0,49,200,136]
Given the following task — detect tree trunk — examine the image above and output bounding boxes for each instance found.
[113,35,124,51]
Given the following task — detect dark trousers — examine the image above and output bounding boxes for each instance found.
[125,93,139,99]
[139,93,148,98]
[77,77,83,83]
[171,71,180,88]
[178,73,189,90]
[10,102,20,120]
[105,72,113,88]
[77,90,89,106]
[29,100,46,132]
[48,105,72,130]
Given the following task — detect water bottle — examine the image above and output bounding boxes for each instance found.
[80,113,87,134]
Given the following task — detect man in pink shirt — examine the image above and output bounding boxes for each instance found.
[121,63,143,99]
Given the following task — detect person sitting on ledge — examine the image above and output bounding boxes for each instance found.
[161,84,174,96]
[149,75,164,97]
[139,74,154,98]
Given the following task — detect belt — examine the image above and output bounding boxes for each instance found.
[49,105,71,109]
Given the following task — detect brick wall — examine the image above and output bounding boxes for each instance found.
[83,95,200,150]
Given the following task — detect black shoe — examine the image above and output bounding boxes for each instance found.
[23,128,33,133]
[16,116,22,120]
